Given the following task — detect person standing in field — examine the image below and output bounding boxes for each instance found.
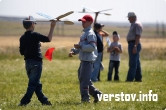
[91,23,109,82]
[126,12,143,82]
[107,31,122,81]
[69,15,102,103]
[19,16,56,106]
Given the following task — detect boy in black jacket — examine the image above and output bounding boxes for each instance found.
[19,16,56,106]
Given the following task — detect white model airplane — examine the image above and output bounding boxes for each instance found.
[79,7,112,23]
[36,11,74,25]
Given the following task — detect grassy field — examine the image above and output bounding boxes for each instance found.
[0,21,166,110]
[0,58,166,110]
[0,36,166,110]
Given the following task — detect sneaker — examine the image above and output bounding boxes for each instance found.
[93,91,102,103]
[81,98,90,103]
[18,103,27,106]
[81,100,90,103]
[42,101,52,106]
[135,80,142,82]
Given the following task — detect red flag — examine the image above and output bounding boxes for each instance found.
[45,48,55,61]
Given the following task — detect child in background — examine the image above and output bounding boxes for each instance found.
[107,31,122,81]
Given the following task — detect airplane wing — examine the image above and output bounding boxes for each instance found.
[83,7,97,12]
[63,21,74,25]
[100,12,111,16]
[36,12,54,20]
[55,11,74,20]
[99,9,112,12]
[35,12,74,25]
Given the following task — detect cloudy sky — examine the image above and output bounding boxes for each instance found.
[0,0,166,23]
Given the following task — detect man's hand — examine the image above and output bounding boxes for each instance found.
[133,35,140,54]
[132,46,137,54]
[74,44,81,49]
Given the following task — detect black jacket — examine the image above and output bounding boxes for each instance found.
[19,31,50,61]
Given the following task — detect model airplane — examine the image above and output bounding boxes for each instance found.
[79,7,112,23]
[36,11,74,25]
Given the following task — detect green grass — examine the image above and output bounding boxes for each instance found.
[0,55,166,110]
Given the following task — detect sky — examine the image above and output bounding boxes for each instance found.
[0,0,166,23]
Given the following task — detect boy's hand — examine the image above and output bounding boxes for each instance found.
[114,47,120,54]
[50,20,56,27]
[68,52,74,57]
[68,53,73,57]
[74,44,81,49]
[48,20,56,42]
[114,47,119,51]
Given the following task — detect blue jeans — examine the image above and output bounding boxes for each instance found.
[126,43,142,81]
[108,60,120,81]
[91,52,102,82]
[20,59,48,104]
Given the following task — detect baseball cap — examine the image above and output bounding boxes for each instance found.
[113,31,120,38]
[78,15,93,22]
[127,12,136,18]
[113,31,118,35]
[94,23,104,29]
[23,16,36,29]
[23,16,36,24]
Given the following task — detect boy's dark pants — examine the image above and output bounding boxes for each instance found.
[107,60,120,81]
[20,59,48,104]
[78,61,98,101]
